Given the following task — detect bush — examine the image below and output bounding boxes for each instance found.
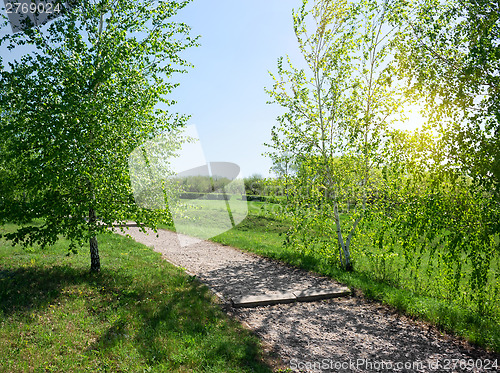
[180,193,231,200]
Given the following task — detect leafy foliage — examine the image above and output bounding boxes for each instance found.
[379,0,500,315]
[0,0,198,270]
[392,0,500,197]
[365,129,500,316]
[264,0,500,318]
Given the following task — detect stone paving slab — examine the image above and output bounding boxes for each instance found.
[293,287,351,302]
[231,286,351,307]
[231,292,297,308]
[293,286,351,302]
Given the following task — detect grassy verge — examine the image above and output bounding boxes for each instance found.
[0,223,273,372]
[207,206,500,354]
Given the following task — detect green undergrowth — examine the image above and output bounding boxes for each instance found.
[210,210,500,354]
[0,223,273,373]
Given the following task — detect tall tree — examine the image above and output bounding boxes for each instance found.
[0,0,198,271]
[266,0,401,270]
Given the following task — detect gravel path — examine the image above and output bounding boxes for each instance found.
[117,224,499,372]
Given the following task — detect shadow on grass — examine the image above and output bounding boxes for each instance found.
[235,214,290,234]
[0,265,91,317]
[0,264,272,372]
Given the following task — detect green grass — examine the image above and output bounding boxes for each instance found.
[0,223,273,373]
[206,203,500,354]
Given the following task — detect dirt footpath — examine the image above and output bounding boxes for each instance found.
[117,224,499,372]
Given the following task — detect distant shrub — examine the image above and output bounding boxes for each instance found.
[179,193,230,200]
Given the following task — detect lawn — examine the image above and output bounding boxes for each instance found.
[0,223,274,373]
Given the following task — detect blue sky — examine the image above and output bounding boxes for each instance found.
[168,0,305,178]
[168,0,425,178]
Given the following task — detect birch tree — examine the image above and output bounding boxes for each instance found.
[266,0,401,270]
[0,0,197,271]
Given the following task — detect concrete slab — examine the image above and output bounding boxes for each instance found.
[293,287,351,302]
[231,287,351,308]
[231,292,297,308]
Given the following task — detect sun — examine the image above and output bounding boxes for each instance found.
[393,101,429,132]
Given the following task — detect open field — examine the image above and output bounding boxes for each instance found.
[0,224,273,373]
